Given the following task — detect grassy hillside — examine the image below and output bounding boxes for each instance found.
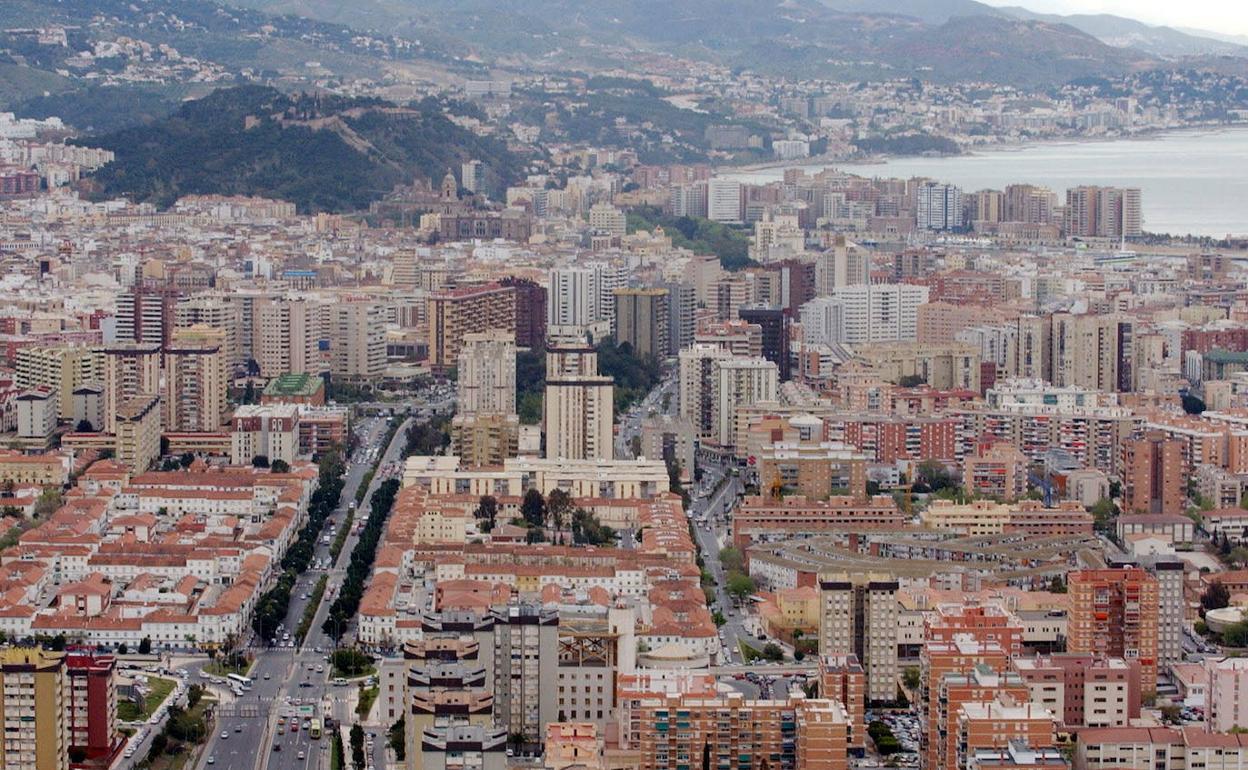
[77,86,521,213]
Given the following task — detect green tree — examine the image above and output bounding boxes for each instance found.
[1203,580,1231,611]
[726,573,755,603]
[332,648,373,677]
[147,733,168,762]
[388,717,406,761]
[252,455,270,468]
[33,488,62,517]
[1089,497,1118,533]
[350,724,365,770]
[903,666,921,690]
[667,457,690,510]
[138,636,152,655]
[547,489,574,530]
[915,459,954,492]
[332,729,347,770]
[1225,620,1248,647]
[719,547,744,574]
[761,643,784,661]
[571,509,615,546]
[1048,575,1067,594]
[271,459,291,473]
[474,495,498,532]
[521,488,546,529]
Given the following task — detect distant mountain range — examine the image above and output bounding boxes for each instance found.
[825,0,1248,57]
[225,0,1248,87]
[77,86,521,213]
[0,0,481,115]
[4,0,1247,106]
[994,7,1248,57]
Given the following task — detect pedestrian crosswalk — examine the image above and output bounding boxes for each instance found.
[216,703,266,718]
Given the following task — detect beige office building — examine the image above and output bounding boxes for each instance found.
[427,283,516,370]
[16,346,104,421]
[819,572,900,703]
[614,288,669,360]
[164,325,227,432]
[114,395,161,473]
[1050,313,1134,393]
[252,297,323,377]
[0,648,68,770]
[458,331,517,416]
[712,357,778,447]
[451,413,521,467]
[327,300,386,380]
[544,343,614,461]
[174,295,244,367]
[679,343,734,440]
[854,342,981,391]
[101,343,161,434]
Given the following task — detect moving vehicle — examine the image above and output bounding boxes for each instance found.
[227,673,253,690]
[309,719,322,739]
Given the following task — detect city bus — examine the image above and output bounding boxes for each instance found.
[226,673,253,690]
[309,719,322,739]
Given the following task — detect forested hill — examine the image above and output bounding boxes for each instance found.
[76,86,519,213]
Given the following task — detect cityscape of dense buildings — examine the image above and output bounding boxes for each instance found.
[7,4,1248,770]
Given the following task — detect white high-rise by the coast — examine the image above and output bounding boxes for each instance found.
[800,283,929,346]
[707,178,743,223]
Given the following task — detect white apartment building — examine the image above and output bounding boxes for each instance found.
[588,202,627,236]
[916,181,963,231]
[230,404,299,465]
[548,264,626,328]
[707,179,742,223]
[458,331,517,416]
[678,343,734,439]
[544,344,614,461]
[712,357,778,447]
[804,283,930,346]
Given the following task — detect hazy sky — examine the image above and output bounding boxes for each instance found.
[979,0,1248,37]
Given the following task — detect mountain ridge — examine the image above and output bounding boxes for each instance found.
[224,0,1183,87]
[75,86,521,213]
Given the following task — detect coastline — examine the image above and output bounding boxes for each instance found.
[720,120,1248,175]
[716,122,1248,238]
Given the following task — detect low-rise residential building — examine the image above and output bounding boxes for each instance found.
[1014,654,1140,730]
[231,404,299,466]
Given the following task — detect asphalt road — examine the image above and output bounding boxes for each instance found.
[689,466,748,664]
[192,412,414,770]
[612,372,752,664]
[614,377,677,460]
